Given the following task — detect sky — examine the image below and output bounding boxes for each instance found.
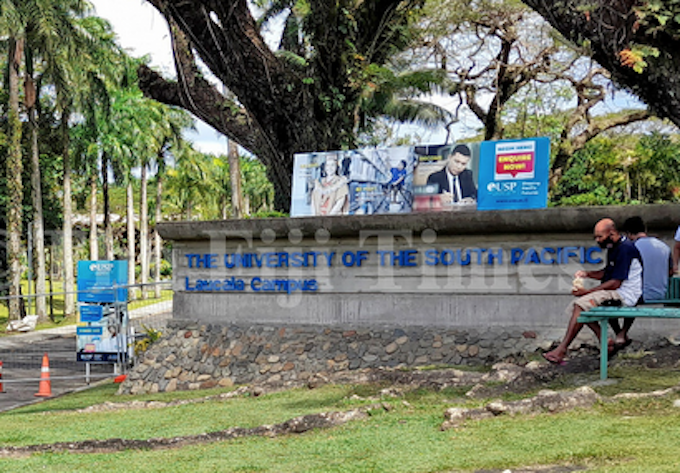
[89,0,233,155]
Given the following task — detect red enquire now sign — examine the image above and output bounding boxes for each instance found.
[494,141,536,180]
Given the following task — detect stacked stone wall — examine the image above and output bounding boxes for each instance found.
[120,320,551,394]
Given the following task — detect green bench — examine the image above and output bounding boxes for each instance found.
[576,277,680,380]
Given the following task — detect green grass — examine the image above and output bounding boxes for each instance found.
[1,367,680,472]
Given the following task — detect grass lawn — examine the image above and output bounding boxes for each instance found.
[1,364,680,472]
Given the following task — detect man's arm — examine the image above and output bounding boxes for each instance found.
[461,170,477,199]
[673,241,680,273]
[426,169,445,192]
[575,269,605,280]
[572,278,621,297]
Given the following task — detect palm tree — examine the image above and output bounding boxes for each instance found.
[4,32,24,321]
[165,143,213,220]
[59,13,122,316]
[21,0,92,318]
[227,139,244,219]
[144,104,193,297]
[104,87,141,297]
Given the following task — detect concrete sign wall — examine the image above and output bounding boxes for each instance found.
[159,204,680,335]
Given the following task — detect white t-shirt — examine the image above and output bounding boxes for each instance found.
[617,258,643,306]
[675,225,680,241]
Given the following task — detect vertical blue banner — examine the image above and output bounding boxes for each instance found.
[477,137,550,211]
[76,260,128,303]
[76,260,129,363]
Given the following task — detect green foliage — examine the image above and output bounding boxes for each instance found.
[240,157,275,215]
[2,371,680,471]
[551,132,680,206]
[247,210,289,219]
[133,323,163,356]
[636,0,680,40]
[630,132,680,201]
[150,258,172,278]
[552,137,628,206]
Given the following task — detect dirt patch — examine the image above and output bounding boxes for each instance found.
[0,409,369,458]
[473,465,586,473]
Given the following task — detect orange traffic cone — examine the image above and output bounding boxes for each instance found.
[34,353,52,397]
[113,374,127,384]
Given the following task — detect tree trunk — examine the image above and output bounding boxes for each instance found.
[153,172,163,298]
[228,138,243,219]
[6,38,24,321]
[127,182,136,300]
[89,174,99,259]
[27,85,47,320]
[137,10,337,212]
[139,164,149,299]
[102,152,114,260]
[61,108,75,317]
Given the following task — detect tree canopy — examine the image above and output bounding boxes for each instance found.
[139,0,448,211]
[522,0,680,129]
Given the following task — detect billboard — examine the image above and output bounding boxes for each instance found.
[290,138,549,217]
[477,137,550,210]
[76,304,129,363]
[76,260,128,303]
[412,143,480,212]
[291,147,417,216]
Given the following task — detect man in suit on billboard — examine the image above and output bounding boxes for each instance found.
[426,144,477,204]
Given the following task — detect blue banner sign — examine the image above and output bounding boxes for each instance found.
[77,326,103,336]
[79,304,104,323]
[477,137,550,211]
[77,261,128,303]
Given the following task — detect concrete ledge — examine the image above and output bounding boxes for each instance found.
[158,204,680,241]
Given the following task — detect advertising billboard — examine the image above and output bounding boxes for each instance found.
[290,138,549,217]
[477,137,550,211]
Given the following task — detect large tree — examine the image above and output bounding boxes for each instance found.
[409,0,653,185]
[522,0,680,129]
[138,0,434,211]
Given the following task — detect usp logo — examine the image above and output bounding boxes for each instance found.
[89,263,114,273]
[486,181,518,194]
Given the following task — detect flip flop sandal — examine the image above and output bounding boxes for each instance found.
[542,352,567,366]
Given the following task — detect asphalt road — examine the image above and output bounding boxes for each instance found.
[0,333,119,412]
[0,306,171,412]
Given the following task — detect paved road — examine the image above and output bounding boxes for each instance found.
[0,306,171,413]
[0,332,115,412]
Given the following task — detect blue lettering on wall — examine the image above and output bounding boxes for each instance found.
[186,246,603,273]
[585,246,603,264]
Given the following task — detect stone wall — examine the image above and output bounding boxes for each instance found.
[134,205,680,395]
[119,320,553,394]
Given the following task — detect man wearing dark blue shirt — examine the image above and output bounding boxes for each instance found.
[543,218,642,364]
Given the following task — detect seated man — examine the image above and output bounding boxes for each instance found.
[610,216,674,347]
[543,218,642,364]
